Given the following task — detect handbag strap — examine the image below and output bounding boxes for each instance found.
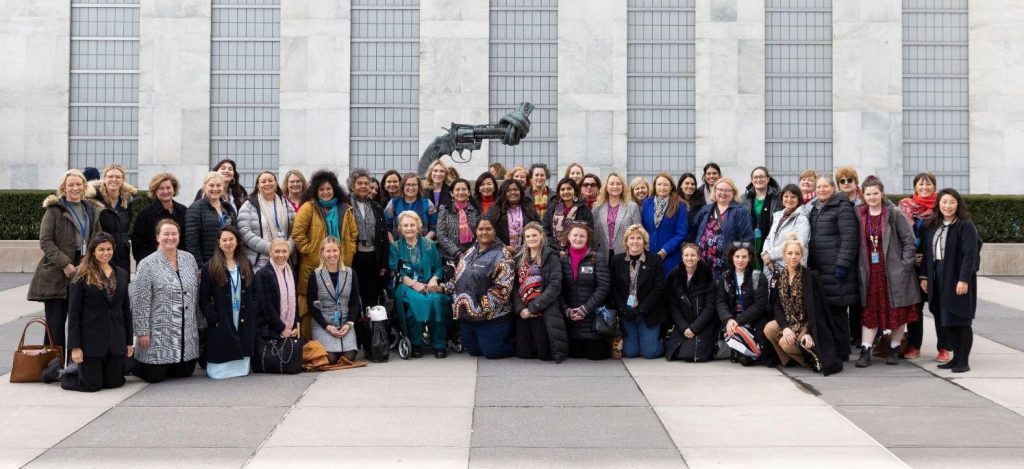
[18,317,56,350]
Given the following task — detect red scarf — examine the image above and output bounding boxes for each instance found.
[480,194,495,216]
[900,192,935,220]
[455,201,474,244]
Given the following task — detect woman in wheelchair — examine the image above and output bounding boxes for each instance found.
[389,210,449,358]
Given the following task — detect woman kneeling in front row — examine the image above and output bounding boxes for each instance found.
[716,243,770,366]
[764,234,843,375]
[308,237,361,364]
[610,224,666,358]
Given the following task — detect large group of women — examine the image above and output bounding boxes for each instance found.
[28,157,982,392]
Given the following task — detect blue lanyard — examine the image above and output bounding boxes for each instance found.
[63,200,88,243]
[228,268,240,294]
[271,197,281,231]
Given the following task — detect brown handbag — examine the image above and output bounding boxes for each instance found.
[10,318,63,383]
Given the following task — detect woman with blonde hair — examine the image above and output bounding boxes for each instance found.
[512,221,566,361]
[89,163,137,273]
[422,160,453,210]
[692,177,754,280]
[630,176,651,204]
[609,224,667,358]
[185,172,238,265]
[307,237,361,364]
[508,165,530,189]
[593,172,640,260]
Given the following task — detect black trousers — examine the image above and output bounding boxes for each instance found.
[848,301,862,346]
[352,250,383,311]
[568,337,609,361]
[43,299,69,362]
[829,304,852,361]
[61,355,126,392]
[133,359,197,383]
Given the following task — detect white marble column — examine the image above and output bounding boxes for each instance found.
[832,0,903,191]
[557,0,628,178]
[694,0,765,180]
[279,0,351,180]
[138,1,212,199]
[418,0,490,179]
[0,0,70,189]
[969,0,1024,195]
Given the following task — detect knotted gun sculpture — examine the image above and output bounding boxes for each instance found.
[417,102,534,176]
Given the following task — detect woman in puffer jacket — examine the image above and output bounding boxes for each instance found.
[512,222,566,362]
[560,223,611,360]
[237,171,296,270]
[664,243,719,362]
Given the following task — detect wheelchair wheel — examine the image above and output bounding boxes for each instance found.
[397,336,412,359]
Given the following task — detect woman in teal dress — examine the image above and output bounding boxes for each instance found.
[389,210,449,358]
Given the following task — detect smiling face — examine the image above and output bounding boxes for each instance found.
[64,175,86,202]
[476,220,496,246]
[523,226,543,250]
[703,167,720,186]
[94,241,114,265]
[384,174,401,197]
[368,180,379,199]
[863,185,883,209]
[654,176,673,198]
[287,174,304,195]
[270,242,290,265]
[451,181,470,203]
[218,230,238,256]
[581,177,599,199]
[781,191,799,210]
[403,178,420,198]
[799,177,815,194]
[607,175,624,198]
[205,177,224,201]
[156,180,175,203]
[352,175,370,199]
[157,222,179,250]
[558,183,575,203]
[258,173,278,197]
[430,164,447,185]
[626,233,645,255]
[783,243,802,270]
[567,166,583,184]
[479,178,495,197]
[104,168,124,195]
[322,242,340,267]
[400,215,420,240]
[505,183,521,205]
[567,227,589,250]
[317,181,334,202]
[815,178,834,201]
[680,176,697,196]
[915,177,936,198]
[531,167,547,189]
[732,248,750,272]
[512,169,529,187]
[217,163,235,184]
[632,182,648,202]
[751,168,768,191]
[682,246,700,270]
[714,181,734,204]
[939,194,958,220]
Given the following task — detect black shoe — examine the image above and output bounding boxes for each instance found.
[886,346,899,365]
[434,349,447,359]
[937,360,957,370]
[41,358,62,384]
[855,346,872,368]
[737,355,755,367]
[410,349,423,358]
[952,363,970,373]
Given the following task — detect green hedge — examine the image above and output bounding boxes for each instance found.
[1,190,1022,243]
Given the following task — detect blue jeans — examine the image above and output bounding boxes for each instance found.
[621,314,664,358]
[461,318,514,359]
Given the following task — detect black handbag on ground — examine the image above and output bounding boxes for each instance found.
[664,327,715,362]
[369,319,390,363]
[253,336,304,374]
[594,306,621,338]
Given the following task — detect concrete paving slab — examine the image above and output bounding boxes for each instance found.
[917,316,1021,355]
[472,407,674,449]
[975,331,1024,353]
[976,299,1024,319]
[0,405,109,449]
[952,378,1024,408]
[680,446,906,469]
[837,406,1024,447]
[623,358,782,377]
[248,446,469,469]
[475,376,648,407]
[26,448,254,468]
[339,353,478,377]
[120,373,314,407]
[0,377,145,408]
[890,447,1024,469]
[655,406,881,448]
[922,353,1024,378]
[476,358,629,376]
[299,376,476,407]
[634,375,822,407]
[1,448,45,469]
[783,360,934,378]
[469,447,685,468]
[792,376,994,408]
[978,277,1024,313]
[264,407,473,448]
[0,273,33,291]
[56,406,288,448]
[0,285,39,324]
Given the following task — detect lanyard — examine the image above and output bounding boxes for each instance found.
[271,197,281,231]
[321,270,348,308]
[867,213,882,251]
[228,268,240,295]
[64,201,88,250]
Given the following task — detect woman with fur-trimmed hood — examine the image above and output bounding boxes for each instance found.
[88,164,137,273]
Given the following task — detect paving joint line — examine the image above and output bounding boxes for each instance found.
[241,371,323,468]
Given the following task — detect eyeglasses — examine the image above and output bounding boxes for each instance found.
[837,178,856,185]
[732,241,752,248]
[751,175,768,181]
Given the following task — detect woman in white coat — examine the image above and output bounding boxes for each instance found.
[761,184,810,280]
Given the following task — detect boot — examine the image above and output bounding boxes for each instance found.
[886,346,899,365]
[40,358,62,384]
[855,346,872,368]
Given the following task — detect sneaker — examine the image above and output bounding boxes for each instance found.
[901,346,920,359]
[936,349,953,363]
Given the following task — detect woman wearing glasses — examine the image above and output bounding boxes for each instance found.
[692,178,754,280]
[834,166,863,207]
[742,167,780,270]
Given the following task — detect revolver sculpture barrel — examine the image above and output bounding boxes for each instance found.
[417,102,534,176]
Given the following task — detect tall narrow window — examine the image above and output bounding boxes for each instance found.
[489,0,558,171]
[70,1,140,184]
[627,0,695,181]
[765,0,832,184]
[211,0,281,188]
[350,0,420,175]
[902,0,969,191]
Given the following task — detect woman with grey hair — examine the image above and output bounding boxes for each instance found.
[347,168,389,312]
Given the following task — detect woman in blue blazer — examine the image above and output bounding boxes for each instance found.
[640,173,689,276]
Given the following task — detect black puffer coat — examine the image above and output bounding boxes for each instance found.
[805,193,859,306]
[512,245,568,362]
[185,198,237,265]
[199,262,255,364]
[666,262,719,336]
[560,249,610,340]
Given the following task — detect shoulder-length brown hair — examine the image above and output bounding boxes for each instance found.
[652,172,683,218]
[74,232,117,289]
[207,226,254,287]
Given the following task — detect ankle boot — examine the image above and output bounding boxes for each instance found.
[855,346,872,368]
[886,346,899,365]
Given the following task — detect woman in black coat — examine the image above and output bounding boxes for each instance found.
[253,239,300,340]
[89,165,137,273]
[62,233,134,392]
[805,176,859,360]
[347,169,390,310]
[132,172,187,264]
[741,166,780,270]
[716,243,771,366]
[487,179,540,248]
[664,243,719,362]
[609,224,666,359]
[199,226,256,379]
[920,189,980,373]
[543,178,595,249]
[186,172,238,265]
[560,224,611,360]
[512,222,567,362]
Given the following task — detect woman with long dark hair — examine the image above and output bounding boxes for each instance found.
[194,158,247,210]
[760,184,809,280]
[437,178,481,262]
[697,163,722,205]
[378,170,403,206]
[238,171,295,270]
[716,244,771,366]
[898,171,947,361]
[199,226,255,379]
[475,172,499,216]
[487,179,540,249]
[677,172,704,229]
[543,177,594,250]
[920,189,980,373]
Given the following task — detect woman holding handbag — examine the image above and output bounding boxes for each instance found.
[61,233,134,392]
[199,226,256,379]
[664,243,719,362]
[560,223,611,360]
[512,222,566,362]
[609,224,667,358]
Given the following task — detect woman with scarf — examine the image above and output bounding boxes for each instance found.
[855,177,920,367]
[525,163,551,218]
[764,234,843,375]
[437,179,480,262]
[593,172,641,260]
[293,170,357,339]
[898,171,946,361]
[543,177,594,250]
[308,237,361,364]
[742,166,781,270]
[384,173,437,243]
[445,217,517,359]
[487,179,540,249]
[512,222,566,361]
[609,224,667,358]
[692,178,754,280]
[185,172,238,266]
[89,164,137,273]
[716,244,771,366]
[799,170,818,204]
[391,211,449,358]
[254,238,300,341]
[238,171,296,270]
[664,243,719,362]
[560,224,612,360]
[474,172,499,216]
[760,184,810,280]
[198,226,255,379]
[347,169,389,313]
[641,173,689,277]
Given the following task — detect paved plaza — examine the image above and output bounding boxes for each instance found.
[1,275,1023,468]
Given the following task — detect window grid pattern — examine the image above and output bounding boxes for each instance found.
[350,0,420,175]
[70,1,140,184]
[627,0,695,181]
[489,0,558,171]
[764,0,832,185]
[211,0,281,188]
[902,0,969,192]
